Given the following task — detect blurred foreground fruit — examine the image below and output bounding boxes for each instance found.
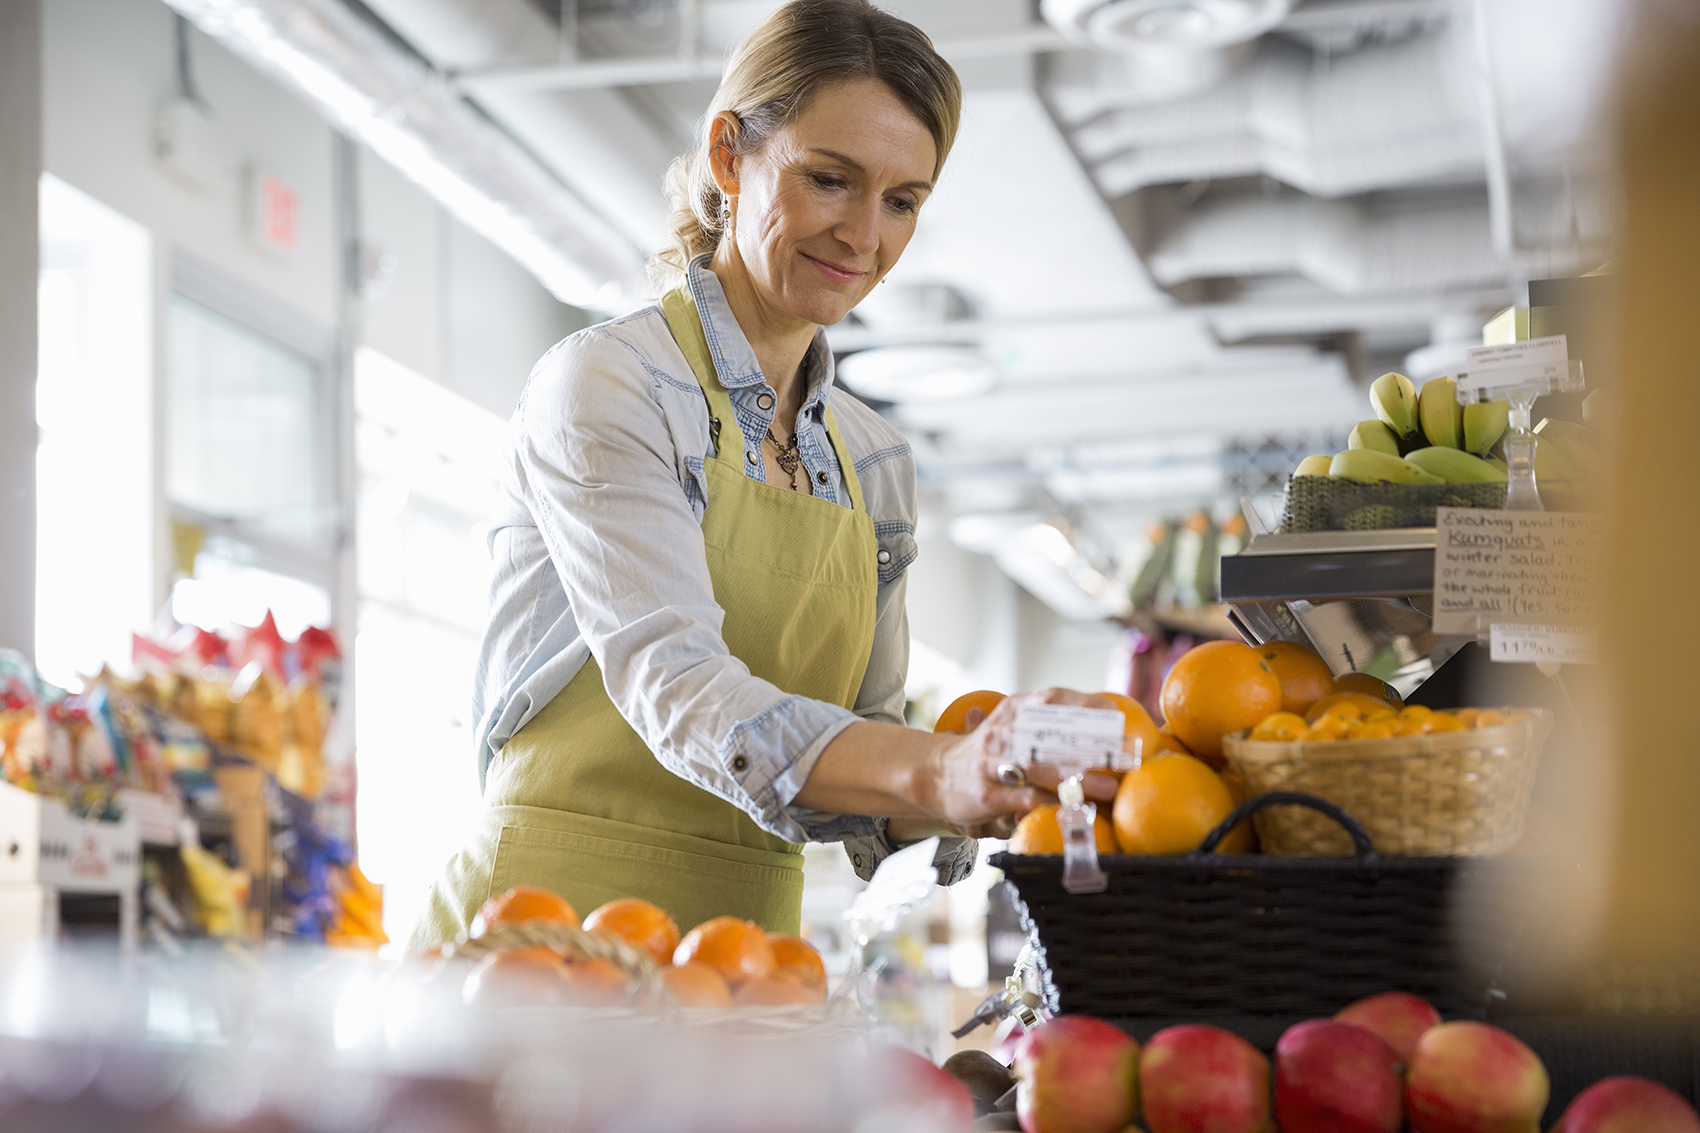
[471,885,579,936]
[1112,753,1249,855]
[1275,1019,1403,1133]
[872,1048,976,1133]
[1161,641,1283,760]
[768,933,828,998]
[1334,991,1441,1062]
[942,1050,1015,1116]
[462,945,574,1008]
[561,956,631,1007]
[673,916,775,985]
[583,897,679,965]
[1404,1021,1548,1133]
[660,960,732,1007]
[1011,803,1119,855]
[1015,1016,1140,1133]
[1140,1024,1271,1133]
[1551,1076,1700,1133]
[732,974,820,1006]
[936,689,1007,734]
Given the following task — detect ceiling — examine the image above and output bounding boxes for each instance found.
[306,0,1614,613]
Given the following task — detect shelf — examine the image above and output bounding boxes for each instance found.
[1220,528,1437,603]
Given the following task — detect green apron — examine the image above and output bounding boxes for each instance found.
[408,286,879,949]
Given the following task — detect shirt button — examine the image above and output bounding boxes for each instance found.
[756,393,774,411]
[816,471,828,484]
[745,450,758,465]
[877,549,891,565]
[852,854,864,869]
[731,754,748,772]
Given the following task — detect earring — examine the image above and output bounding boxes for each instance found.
[719,194,732,227]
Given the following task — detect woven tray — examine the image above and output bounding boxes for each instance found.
[992,793,1511,1020]
[1281,475,1589,532]
[1222,711,1552,856]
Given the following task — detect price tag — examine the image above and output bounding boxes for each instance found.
[1011,704,1124,770]
[1460,335,1569,396]
[1489,623,1597,665]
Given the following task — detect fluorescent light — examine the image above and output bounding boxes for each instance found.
[837,346,998,404]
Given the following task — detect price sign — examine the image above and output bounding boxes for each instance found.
[1489,623,1598,665]
[1460,335,1570,396]
[1432,507,1601,637]
[1010,703,1124,770]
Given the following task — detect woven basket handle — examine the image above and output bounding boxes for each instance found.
[1196,790,1378,859]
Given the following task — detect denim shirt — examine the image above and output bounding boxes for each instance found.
[471,256,976,885]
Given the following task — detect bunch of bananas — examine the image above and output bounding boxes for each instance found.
[1294,374,1601,485]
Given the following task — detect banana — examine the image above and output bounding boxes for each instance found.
[1463,400,1510,457]
[1404,446,1508,484]
[1329,449,1446,485]
[1417,376,1465,449]
[1348,420,1402,456]
[1369,372,1421,447]
[1294,455,1334,478]
[1582,389,1605,427]
[1487,457,1508,474]
[1532,436,1584,481]
[1534,419,1597,477]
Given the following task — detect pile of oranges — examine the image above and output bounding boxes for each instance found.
[452,886,828,1010]
[1250,701,1532,743]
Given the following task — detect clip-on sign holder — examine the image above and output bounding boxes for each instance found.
[1458,334,1586,513]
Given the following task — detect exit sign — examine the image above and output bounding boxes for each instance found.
[250,169,299,255]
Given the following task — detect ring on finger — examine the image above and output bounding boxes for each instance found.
[996,762,1027,788]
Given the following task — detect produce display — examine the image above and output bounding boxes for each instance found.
[1294,372,1602,488]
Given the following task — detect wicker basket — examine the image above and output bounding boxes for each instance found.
[1281,475,1591,532]
[1222,710,1553,856]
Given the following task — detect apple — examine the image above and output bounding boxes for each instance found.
[1335,991,1442,1062]
[1274,1019,1403,1133]
[1014,1016,1140,1133]
[869,1047,976,1133]
[1140,1024,1271,1133]
[1405,1021,1548,1133]
[1551,1076,1700,1133]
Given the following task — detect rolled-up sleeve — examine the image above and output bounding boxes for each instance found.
[513,330,878,845]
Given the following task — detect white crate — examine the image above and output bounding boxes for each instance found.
[1,781,140,894]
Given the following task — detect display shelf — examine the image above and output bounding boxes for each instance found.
[1219,528,1437,604]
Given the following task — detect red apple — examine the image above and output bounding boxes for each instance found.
[1552,1076,1700,1133]
[1014,1016,1140,1133]
[1405,1021,1548,1133]
[1140,1024,1271,1133]
[1335,992,1442,1062]
[1275,1019,1403,1133]
[868,1047,976,1133]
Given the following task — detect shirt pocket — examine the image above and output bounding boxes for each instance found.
[873,525,917,585]
[682,454,709,522]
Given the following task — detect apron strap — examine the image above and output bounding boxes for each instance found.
[659,283,867,514]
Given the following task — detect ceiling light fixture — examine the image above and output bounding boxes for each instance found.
[1042,0,1291,51]
[836,346,997,405]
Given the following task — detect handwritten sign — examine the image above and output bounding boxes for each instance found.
[1432,507,1601,636]
[1460,335,1568,396]
[1011,703,1124,771]
[1490,623,1598,665]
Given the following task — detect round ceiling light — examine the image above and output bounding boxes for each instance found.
[836,346,997,405]
[1042,0,1291,51]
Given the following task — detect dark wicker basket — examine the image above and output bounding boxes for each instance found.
[1280,475,1590,532]
[992,792,1519,1021]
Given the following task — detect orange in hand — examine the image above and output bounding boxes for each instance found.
[583,897,680,966]
[1112,753,1250,855]
[1008,804,1118,855]
[768,934,828,998]
[674,916,776,986]
[1160,641,1283,761]
[934,689,1006,734]
[1257,641,1335,716]
[662,961,734,1007]
[471,885,580,937]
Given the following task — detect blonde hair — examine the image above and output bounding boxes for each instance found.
[650,0,962,289]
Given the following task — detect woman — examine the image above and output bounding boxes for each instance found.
[412,0,1113,948]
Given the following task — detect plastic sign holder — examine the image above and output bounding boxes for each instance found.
[1010,703,1128,894]
[1457,335,1585,512]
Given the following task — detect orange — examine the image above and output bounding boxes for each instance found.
[1398,705,1434,721]
[1257,641,1335,716]
[1218,768,1259,852]
[1333,672,1404,707]
[1347,721,1396,739]
[768,934,828,998]
[462,946,572,1007]
[1098,692,1166,762]
[1304,691,1393,723]
[1160,641,1283,760]
[674,916,775,985]
[471,885,580,937]
[1426,713,1465,733]
[583,897,680,966]
[1111,753,1250,855]
[1455,708,1481,728]
[1476,709,1508,728]
[560,956,631,1007]
[1300,726,1342,742]
[1249,712,1308,742]
[1007,804,1118,855]
[662,961,733,1008]
[733,974,822,1007]
[1154,731,1192,755]
[934,689,1006,734]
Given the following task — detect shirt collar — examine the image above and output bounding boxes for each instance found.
[685,254,836,415]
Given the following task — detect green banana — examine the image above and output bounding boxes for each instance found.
[1329,449,1446,485]
[1487,457,1508,474]
[1294,455,1333,478]
[1370,372,1421,447]
[1404,446,1508,484]
[1582,389,1604,426]
[1532,437,1584,481]
[1418,376,1465,449]
[1534,418,1597,477]
[1348,420,1402,456]
[1463,400,1510,457]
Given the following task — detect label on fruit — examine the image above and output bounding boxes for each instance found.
[1010,704,1124,772]
[1490,623,1597,665]
[1460,335,1569,395]
[1433,508,1602,636]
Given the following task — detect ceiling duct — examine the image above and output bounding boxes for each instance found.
[1041,0,1291,103]
[161,0,648,310]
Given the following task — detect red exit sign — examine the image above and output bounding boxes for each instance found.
[255,171,299,255]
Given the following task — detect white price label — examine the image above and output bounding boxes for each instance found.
[1460,335,1569,395]
[1010,703,1124,772]
[1489,623,1597,665]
